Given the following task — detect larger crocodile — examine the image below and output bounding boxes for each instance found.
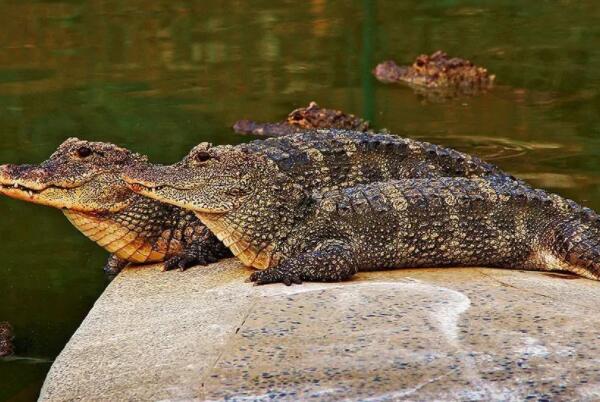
[0,139,231,274]
[373,50,495,100]
[0,321,14,357]
[123,133,600,285]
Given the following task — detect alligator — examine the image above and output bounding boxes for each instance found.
[233,102,370,137]
[0,321,14,357]
[373,50,495,100]
[123,131,600,285]
[0,139,231,274]
[121,130,539,277]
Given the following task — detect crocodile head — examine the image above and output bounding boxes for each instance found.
[122,142,263,214]
[373,50,495,91]
[0,138,148,213]
[233,102,370,137]
[123,143,303,268]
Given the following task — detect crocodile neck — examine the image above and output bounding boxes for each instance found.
[62,196,189,263]
[63,210,167,263]
[196,211,276,269]
[195,188,310,270]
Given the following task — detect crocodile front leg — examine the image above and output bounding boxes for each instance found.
[249,241,358,285]
[103,254,129,275]
[163,230,233,271]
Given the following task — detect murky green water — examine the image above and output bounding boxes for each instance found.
[1,1,600,399]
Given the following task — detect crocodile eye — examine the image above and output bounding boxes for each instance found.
[195,151,211,163]
[77,146,92,158]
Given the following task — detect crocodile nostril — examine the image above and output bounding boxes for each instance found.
[0,164,12,177]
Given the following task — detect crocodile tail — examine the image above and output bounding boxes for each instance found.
[532,202,600,280]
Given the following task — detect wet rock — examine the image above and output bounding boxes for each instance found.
[40,261,600,401]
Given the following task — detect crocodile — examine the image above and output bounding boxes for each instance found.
[0,139,231,274]
[233,101,370,137]
[122,130,523,275]
[373,50,495,99]
[0,321,14,357]
[123,133,600,285]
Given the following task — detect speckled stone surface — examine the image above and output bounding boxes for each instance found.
[39,261,600,401]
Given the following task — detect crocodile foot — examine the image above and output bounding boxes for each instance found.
[249,269,303,286]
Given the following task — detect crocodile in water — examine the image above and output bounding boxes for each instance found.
[0,321,14,357]
[233,102,370,137]
[373,50,495,100]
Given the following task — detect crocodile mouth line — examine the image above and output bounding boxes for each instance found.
[128,182,172,194]
[0,182,81,199]
[0,183,46,198]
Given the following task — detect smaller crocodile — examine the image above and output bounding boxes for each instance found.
[233,101,370,137]
[0,322,14,357]
[373,51,495,99]
[0,139,231,274]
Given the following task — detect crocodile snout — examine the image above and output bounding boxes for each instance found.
[0,164,48,190]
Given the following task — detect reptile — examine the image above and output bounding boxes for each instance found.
[0,127,509,275]
[0,139,231,274]
[120,130,536,277]
[233,101,370,137]
[0,321,14,357]
[123,133,600,285]
[373,50,495,99]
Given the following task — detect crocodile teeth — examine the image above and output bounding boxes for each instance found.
[13,184,18,188]
[28,191,33,197]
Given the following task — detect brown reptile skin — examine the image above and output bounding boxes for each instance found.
[233,101,370,137]
[373,50,495,100]
[249,176,600,284]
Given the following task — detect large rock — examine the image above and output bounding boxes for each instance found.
[39,260,600,401]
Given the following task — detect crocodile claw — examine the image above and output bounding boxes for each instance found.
[249,270,303,286]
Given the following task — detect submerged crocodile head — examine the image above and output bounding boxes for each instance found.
[123,142,266,214]
[232,101,370,137]
[373,50,495,92]
[0,138,147,213]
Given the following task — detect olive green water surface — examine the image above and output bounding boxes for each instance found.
[1,1,600,400]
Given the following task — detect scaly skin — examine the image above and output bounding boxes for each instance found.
[373,50,495,99]
[123,130,518,275]
[0,321,14,357]
[233,102,370,137]
[0,139,231,274]
[248,176,600,285]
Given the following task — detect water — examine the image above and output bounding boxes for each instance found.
[1,0,599,399]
